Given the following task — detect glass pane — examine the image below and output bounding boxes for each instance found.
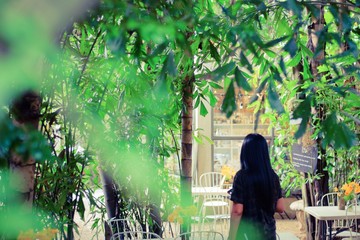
[213,89,271,137]
[213,140,243,173]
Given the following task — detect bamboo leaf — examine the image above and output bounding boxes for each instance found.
[294,116,308,139]
[150,42,168,57]
[77,195,85,221]
[234,67,252,92]
[259,60,267,75]
[263,35,288,48]
[267,81,285,114]
[166,51,177,77]
[287,52,301,67]
[194,95,200,109]
[264,49,276,58]
[200,101,208,116]
[283,38,297,57]
[221,81,237,118]
[208,91,218,107]
[279,56,287,77]
[239,52,254,73]
[212,62,236,81]
[209,81,223,89]
[193,134,202,144]
[293,95,312,139]
[209,41,221,64]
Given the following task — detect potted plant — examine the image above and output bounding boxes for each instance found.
[334,181,360,210]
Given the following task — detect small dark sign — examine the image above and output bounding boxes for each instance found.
[291,143,318,173]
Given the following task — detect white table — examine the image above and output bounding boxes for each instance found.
[304,206,360,240]
[191,187,231,196]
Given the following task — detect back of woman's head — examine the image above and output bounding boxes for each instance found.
[240,133,276,211]
[240,133,271,171]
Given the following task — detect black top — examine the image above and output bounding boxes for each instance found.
[230,169,282,240]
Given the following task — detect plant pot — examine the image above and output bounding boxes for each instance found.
[338,197,346,210]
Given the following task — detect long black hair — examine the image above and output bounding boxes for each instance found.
[240,133,276,212]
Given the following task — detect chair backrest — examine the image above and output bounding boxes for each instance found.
[321,192,338,206]
[199,172,225,188]
[276,233,280,240]
[174,231,224,240]
[346,203,359,239]
[108,218,143,235]
[110,231,163,240]
[320,193,348,229]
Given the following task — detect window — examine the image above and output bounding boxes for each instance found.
[212,88,273,172]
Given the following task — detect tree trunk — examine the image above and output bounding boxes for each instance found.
[180,74,194,234]
[100,168,119,240]
[338,0,357,90]
[304,3,328,239]
[9,90,42,207]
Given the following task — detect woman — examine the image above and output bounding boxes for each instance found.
[228,133,285,240]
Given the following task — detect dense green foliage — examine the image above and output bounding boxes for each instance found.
[0,0,359,239]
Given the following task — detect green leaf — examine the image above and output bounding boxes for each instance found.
[212,62,236,81]
[293,95,312,119]
[239,52,254,73]
[293,95,312,139]
[263,35,288,48]
[201,134,214,144]
[334,123,358,149]
[202,85,209,95]
[271,66,282,83]
[209,41,221,64]
[283,38,297,57]
[264,49,276,58]
[194,95,200,109]
[279,56,287,76]
[294,117,309,139]
[267,81,285,114]
[300,43,313,58]
[234,67,252,92]
[77,195,85,220]
[287,52,301,67]
[302,57,312,80]
[259,60,267,75]
[193,134,202,144]
[200,101,208,117]
[276,17,291,36]
[166,51,177,77]
[209,81,223,89]
[150,42,168,57]
[317,64,329,73]
[221,81,237,118]
[208,91,218,107]
[322,112,358,149]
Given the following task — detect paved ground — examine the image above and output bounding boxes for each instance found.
[74,217,304,239]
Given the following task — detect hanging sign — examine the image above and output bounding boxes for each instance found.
[291,143,318,173]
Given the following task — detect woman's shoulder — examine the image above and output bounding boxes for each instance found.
[271,170,280,179]
[235,169,246,176]
[234,169,248,181]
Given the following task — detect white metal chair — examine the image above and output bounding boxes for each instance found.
[174,230,224,240]
[110,231,163,240]
[276,233,280,240]
[200,195,230,231]
[107,218,143,236]
[336,203,360,240]
[198,172,229,232]
[320,192,350,237]
[199,172,226,188]
[321,193,355,238]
